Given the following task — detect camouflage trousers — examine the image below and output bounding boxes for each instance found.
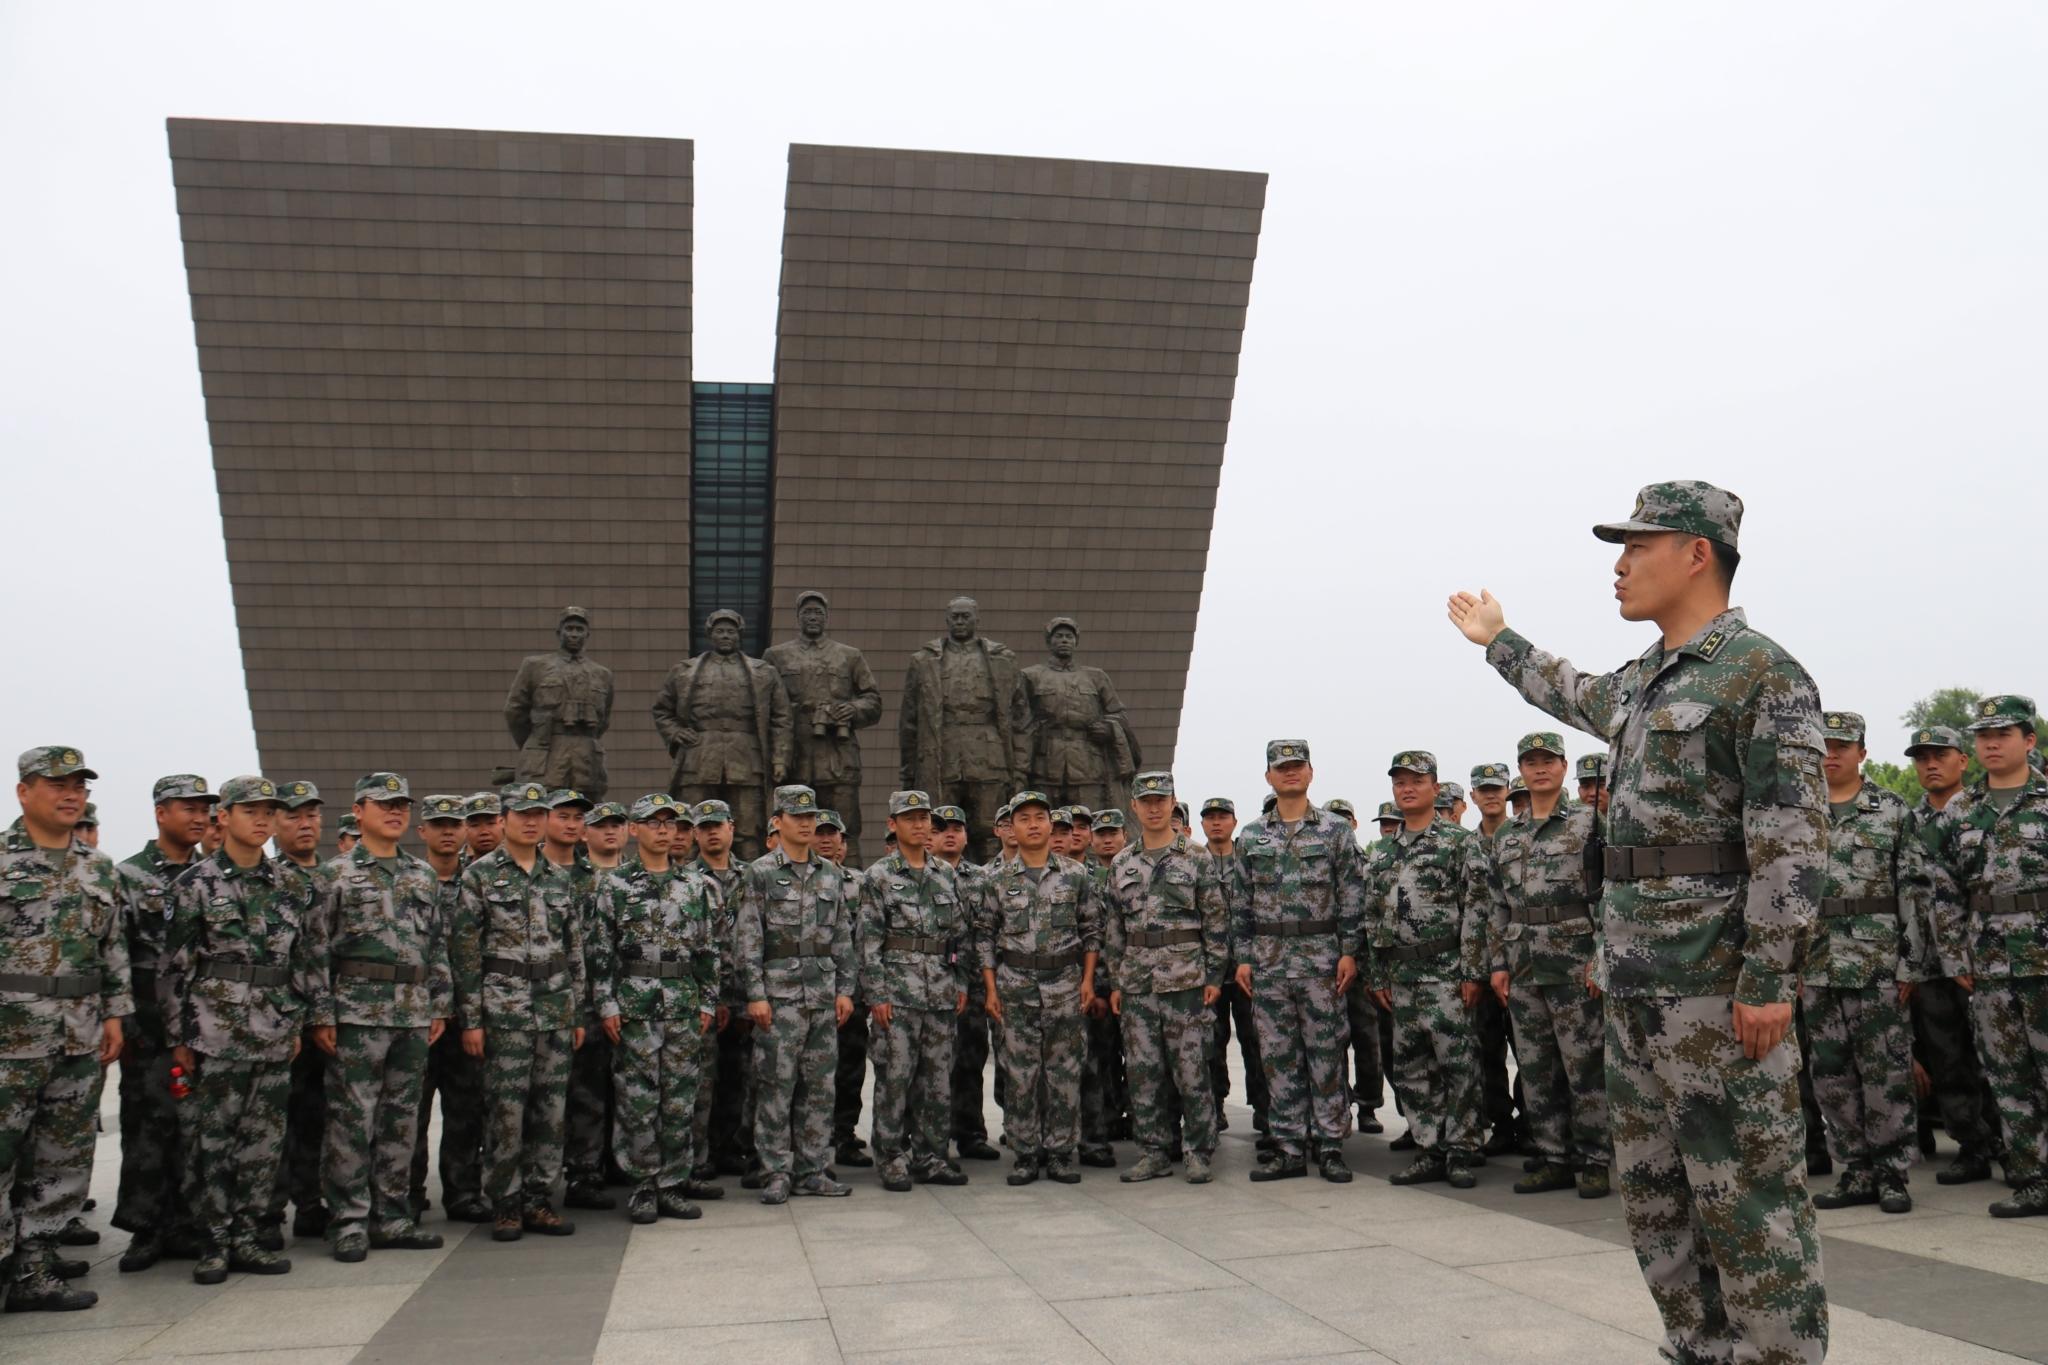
[1250,975,1350,1157]
[1341,978,1384,1117]
[0,1051,99,1265]
[1608,995,1827,1365]
[1474,989,1520,1138]
[1211,974,1268,1116]
[113,1045,185,1235]
[323,1024,430,1231]
[564,1033,614,1186]
[412,1025,485,1208]
[269,1041,326,1219]
[1969,976,2048,1180]
[832,1002,870,1145]
[482,1028,572,1212]
[694,1019,756,1173]
[1126,988,1217,1159]
[1910,977,1997,1152]
[752,1004,838,1179]
[1800,984,1915,1178]
[613,1016,706,1188]
[870,1005,955,1166]
[1080,1009,1127,1147]
[952,975,996,1142]
[181,1056,291,1246]
[1508,981,1610,1166]
[1387,982,1481,1156]
[996,976,1084,1158]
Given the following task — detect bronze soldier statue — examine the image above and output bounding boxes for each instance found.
[504,606,616,800]
[1017,617,1141,815]
[764,590,883,864]
[652,608,792,860]
[898,596,1023,862]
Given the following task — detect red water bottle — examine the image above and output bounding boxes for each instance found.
[169,1065,193,1100]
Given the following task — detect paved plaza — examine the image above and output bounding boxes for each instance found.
[11,1071,2048,1364]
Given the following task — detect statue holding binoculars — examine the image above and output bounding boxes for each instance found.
[764,590,884,861]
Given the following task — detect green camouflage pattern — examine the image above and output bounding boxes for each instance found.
[1486,610,1827,1005]
[481,1024,573,1212]
[1386,980,1480,1155]
[1227,805,1367,981]
[1592,479,1744,550]
[1608,995,1826,1365]
[596,863,721,1022]
[449,847,589,1032]
[321,1022,430,1232]
[0,1051,101,1265]
[614,1015,706,1189]
[1967,692,2036,731]
[1800,983,1915,1179]
[1510,980,1610,1167]
[1810,782,1921,988]
[305,844,455,1027]
[162,850,320,1061]
[858,853,969,1011]
[1967,980,2048,1181]
[179,1057,291,1253]
[112,843,198,1236]
[0,820,132,1059]
[1362,819,1497,986]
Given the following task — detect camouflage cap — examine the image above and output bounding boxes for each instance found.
[355,772,411,802]
[1051,807,1076,827]
[1324,798,1356,819]
[336,814,361,835]
[547,788,593,811]
[18,746,97,781]
[1592,480,1743,551]
[815,809,846,833]
[888,790,934,816]
[706,608,744,632]
[1435,782,1467,808]
[1265,739,1311,766]
[464,791,502,818]
[1174,802,1190,823]
[501,783,550,813]
[1070,808,1094,827]
[692,799,732,825]
[1200,796,1233,816]
[219,774,280,807]
[77,801,99,828]
[1092,809,1125,830]
[1045,615,1080,640]
[1968,693,2039,732]
[931,804,967,825]
[774,784,819,816]
[1469,764,1511,790]
[1375,801,1400,822]
[587,801,628,825]
[1133,771,1175,799]
[1388,750,1437,777]
[994,802,1014,823]
[420,794,466,822]
[1821,711,1866,744]
[1008,789,1053,814]
[795,589,830,609]
[1904,724,1966,756]
[560,605,590,625]
[1577,755,1608,781]
[1517,732,1568,760]
[279,780,322,810]
[1508,777,1529,796]
[629,793,679,821]
[152,774,217,804]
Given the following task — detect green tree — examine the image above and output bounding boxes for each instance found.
[1865,760,1922,805]
[1903,687,1985,734]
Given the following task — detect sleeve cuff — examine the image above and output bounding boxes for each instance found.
[1734,967,1797,1007]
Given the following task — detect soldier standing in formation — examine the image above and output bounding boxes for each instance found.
[654,610,792,861]
[1198,796,1270,1137]
[504,607,616,802]
[1451,479,1831,1364]
[265,780,328,1249]
[411,794,488,1223]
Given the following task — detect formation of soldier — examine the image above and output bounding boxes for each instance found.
[8,485,2048,1365]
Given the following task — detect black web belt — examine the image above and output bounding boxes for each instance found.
[1128,929,1202,948]
[482,955,567,981]
[336,959,427,984]
[1819,896,1898,919]
[1378,935,1458,963]
[0,970,102,998]
[1603,842,1748,880]
[1252,918,1339,939]
[199,960,288,986]
[765,932,835,960]
[1970,891,2048,916]
[1002,950,1083,972]
[882,934,950,954]
[1513,904,1593,927]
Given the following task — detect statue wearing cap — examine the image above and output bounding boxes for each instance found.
[898,597,1025,862]
[652,609,793,862]
[764,590,883,862]
[1017,617,1143,822]
[503,606,617,801]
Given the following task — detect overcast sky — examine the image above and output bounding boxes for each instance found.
[6,2,2045,856]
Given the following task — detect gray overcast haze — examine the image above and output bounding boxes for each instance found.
[6,2,2046,857]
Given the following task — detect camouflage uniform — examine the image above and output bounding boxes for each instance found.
[112,817,204,1241]
[304,817,454,1238]
[0,786,132,1291]
[690,844,751,1176]
[1481,480,1829,1365]
[858,817,969,1180]
[975,824,1105,1164]
[450,812,589,1217]
[595,846,720,1195]
[1229,747,1368,1163]
[1911,695,2048,1208]
[734,804,859,1183]
[161,797,323,1260]
[1803,738,1922,1197]
[1362,755,1494,1163]
[949,856,1000,1151]
[1488,737,1611,1173]
[1104,820,1228,1165]
[412,793,493,1215]
[1078,850,1128,1160]
[551,832,616,1199]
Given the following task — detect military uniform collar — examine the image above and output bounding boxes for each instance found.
[4,817,79,859]
[133,839,198,872]
[209,848,279,883]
